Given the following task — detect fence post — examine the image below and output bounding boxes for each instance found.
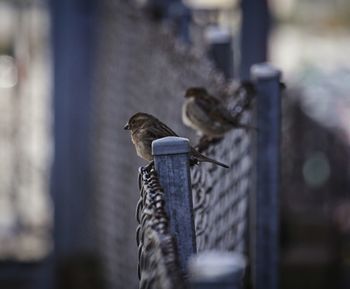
[152,136,196,273]
[250,63,281,289]
[205,26,234,80]
[240,0,270,80]
[188,251,246,289]
[168,2,191,44]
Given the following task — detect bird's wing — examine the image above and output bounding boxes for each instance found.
[213,105,240,125]
[194,94,240,125]
[195,94,221,111]
[195,94,222,119]
[148,119,179,137]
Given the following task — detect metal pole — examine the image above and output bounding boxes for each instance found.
[51,0,96,256]
[50,0,100,287]
[240,0,270,80]
[188,251,246,289]
[205,26,234,80]
[168,2,192,44]
[152,136,197,273]
[250,63,281,289]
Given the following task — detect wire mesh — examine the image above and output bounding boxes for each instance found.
[135,88,254,288]
[191,87,254,252]
[91,1,254,288]
[136,165,186,289]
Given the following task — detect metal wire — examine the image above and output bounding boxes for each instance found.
[91,2,254,288]
[136,165,186,289]
[192,89,254,252]
[135,90,254,288]
[136,89,252,289]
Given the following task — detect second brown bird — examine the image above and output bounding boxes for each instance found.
[182,87,253,138]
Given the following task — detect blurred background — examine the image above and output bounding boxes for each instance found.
[0,0,349,288]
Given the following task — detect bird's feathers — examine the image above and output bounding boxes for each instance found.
[125,112,229,168]
[182,87,254,137]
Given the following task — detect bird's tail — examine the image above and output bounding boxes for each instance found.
[191,148,229,168]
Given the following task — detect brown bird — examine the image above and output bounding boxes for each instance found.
[182,87,253,138]
[124,112,229,168]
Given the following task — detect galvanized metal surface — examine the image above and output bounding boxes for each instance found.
[153,137,196,273]
[251,63,281,289]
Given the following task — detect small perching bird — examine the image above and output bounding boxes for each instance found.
[182,86,254,138]
[124,112,229,168]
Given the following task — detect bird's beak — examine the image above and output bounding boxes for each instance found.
[124,123,129,130]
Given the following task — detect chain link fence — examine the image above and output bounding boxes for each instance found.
[91,1,254,288]
[135,93,254,288]
[136,166,186,289]
[191,88,253,253]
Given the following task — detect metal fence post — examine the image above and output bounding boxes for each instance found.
[250,63,281,289]
[168,2,191,44]
[188,251,247,289]
[205,26,234,80]
[152,136,197,273]
[240,0,270,80]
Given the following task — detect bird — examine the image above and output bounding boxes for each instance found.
[182,86,254,138]
[124,112,229,168]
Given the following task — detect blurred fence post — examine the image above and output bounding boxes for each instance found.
[205,26,234,80]
[240,0,270,80]
[168,2,191,44]
[188,251,246,289]
[250,63,281,289]
[152,136,197,273]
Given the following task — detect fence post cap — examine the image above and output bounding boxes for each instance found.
[251,63,281,80]
[152,136,190,156]
[188,251,247,282]
[205,26,231,44]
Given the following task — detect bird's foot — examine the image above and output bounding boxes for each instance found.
[143,160,155,172]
